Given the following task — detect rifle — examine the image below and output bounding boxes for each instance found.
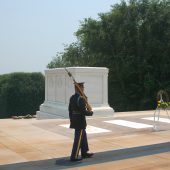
[65,68,93,112]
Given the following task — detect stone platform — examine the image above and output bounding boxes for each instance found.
[0,110,170,169]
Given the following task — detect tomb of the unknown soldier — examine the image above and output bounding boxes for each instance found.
[37,67,114,119]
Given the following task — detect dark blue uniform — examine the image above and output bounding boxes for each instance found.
[69,92,93,160]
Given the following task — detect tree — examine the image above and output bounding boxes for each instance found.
[0,72,45,118]
[48,0,170,111]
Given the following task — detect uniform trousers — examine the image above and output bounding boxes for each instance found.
[70,129,89,159]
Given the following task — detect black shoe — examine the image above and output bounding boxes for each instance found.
[82,152,94,158]
[70,158,83,162]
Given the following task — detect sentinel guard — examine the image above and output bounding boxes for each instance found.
[65,68,94,162]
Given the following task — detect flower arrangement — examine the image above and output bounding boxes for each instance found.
[157,101,170,109]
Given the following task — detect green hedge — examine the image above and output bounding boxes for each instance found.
[0,72,45,118]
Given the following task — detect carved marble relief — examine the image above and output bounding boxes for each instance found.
[55,75,66,103]
[56,76,62,88]
[47,76,55,101]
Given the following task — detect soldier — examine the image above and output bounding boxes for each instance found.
[69,82,94,161]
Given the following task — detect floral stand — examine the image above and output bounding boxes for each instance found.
[154,90,170,129]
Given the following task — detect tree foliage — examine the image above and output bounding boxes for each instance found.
[48,0,170,111]
[0,72,45,118]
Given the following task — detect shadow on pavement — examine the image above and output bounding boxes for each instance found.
[1,142,170,170]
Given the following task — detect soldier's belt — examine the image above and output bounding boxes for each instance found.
[72,111,81,115]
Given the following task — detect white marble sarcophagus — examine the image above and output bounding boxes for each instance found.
[37,67,114,119]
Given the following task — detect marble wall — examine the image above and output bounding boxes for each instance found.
[37,67,114,119]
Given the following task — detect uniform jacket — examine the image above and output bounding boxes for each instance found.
[69,93,93,129]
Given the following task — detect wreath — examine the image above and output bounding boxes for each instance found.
[156,90,170,109]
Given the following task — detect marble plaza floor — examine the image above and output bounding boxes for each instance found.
[0,110,170,170]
